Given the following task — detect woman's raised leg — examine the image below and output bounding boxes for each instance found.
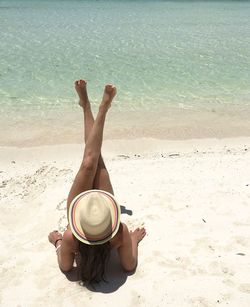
[67,82,116,214]
[75,80,114,194]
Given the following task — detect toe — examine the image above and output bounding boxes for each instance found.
[105,84,113,91]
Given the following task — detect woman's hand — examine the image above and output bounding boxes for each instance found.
[130,227,146,245]
[48,230,63,247]
[48,229,75,272]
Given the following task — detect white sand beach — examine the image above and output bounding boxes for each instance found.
[0,137,250,306]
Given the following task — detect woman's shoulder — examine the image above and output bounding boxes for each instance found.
[110,222,129,249]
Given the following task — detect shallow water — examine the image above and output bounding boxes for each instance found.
[1,0,250,144]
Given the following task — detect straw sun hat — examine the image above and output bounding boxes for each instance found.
[69,190,121,245]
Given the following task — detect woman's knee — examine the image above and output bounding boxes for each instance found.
[81,155,97,172]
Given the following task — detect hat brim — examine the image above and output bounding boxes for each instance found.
[69,190,121,245]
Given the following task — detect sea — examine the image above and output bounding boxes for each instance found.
[1,0,250,146]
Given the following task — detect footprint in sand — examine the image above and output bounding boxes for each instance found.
[189,296,214,307]
[222,279,235,288]
[238,283,250,293]
[233,236,250,247]
[58,214,68,232]
[56,199,67,211]
[208,261,235,277]
[145,213,159,220]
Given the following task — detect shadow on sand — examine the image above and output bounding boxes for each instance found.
[63,250,134,293]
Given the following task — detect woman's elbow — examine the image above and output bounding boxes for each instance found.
[59,266,73,273]
[122,259,137,273]
[59,263,73,273]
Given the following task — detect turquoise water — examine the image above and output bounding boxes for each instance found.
[1,0,250,144]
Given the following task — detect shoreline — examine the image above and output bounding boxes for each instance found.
[1,136,249,153]
[2,103,250,147]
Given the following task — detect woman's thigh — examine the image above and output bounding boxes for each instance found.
[67,168,95,214]
[93,167,114,195]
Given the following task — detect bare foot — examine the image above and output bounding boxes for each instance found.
[74,79,90,108]
[130,227,146,245]
[100,84,117,111]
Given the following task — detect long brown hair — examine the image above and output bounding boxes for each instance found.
[77,241,111,285]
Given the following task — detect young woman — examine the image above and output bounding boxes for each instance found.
[48,80,146,285]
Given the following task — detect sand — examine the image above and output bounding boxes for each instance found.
[0,137,250,307]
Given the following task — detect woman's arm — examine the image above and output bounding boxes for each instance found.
[118,223,146,272]
[48,229,76,272]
